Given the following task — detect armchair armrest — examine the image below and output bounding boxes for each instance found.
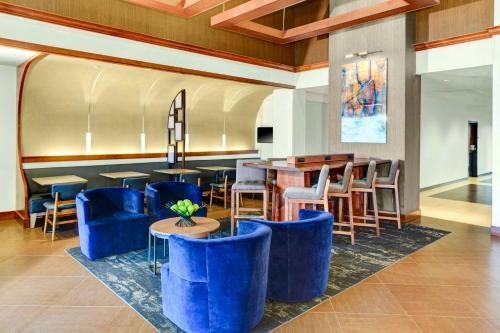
[146,186,160,215]
[76,193,91,224]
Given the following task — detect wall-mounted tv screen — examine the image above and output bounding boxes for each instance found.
[257,127,273,143]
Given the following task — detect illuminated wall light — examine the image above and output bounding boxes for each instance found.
[185,133,190,151]
[222,134,227,150]
[140,132,146,153]
[85,132,92,154]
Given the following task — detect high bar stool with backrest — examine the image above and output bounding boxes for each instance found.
[231,160,268,235]
[375,159,401,229]
[328,162,355,245]
[351,160,380,236]
[283,165,330,221]
[43,182,87,241]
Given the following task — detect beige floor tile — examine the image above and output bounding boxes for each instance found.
[310,299,334,313]
[21,306,124,333]
[385,284,480,316]
[58,277,126,307]
[330,283,406,315]
[105,307,157,333]
[455,285,500,319]
[336,313,421,333]
[412,315,498,333]
[0,276,86,306]
[279,312,342,333]
[0,306,45,332]
[0,255,89,277]
[362,274,383,284]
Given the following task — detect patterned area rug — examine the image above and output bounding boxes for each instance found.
[66,219,449,333]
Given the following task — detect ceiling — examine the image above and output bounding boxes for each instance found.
[0,46,38,66]
[125,0,439,44]
[421,65,492,107]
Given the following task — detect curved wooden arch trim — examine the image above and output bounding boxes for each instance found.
[0,2,297,72]
[414,27,498,51]
[16,53,47,225]
[22,150,259,163]
[0,37,295,89]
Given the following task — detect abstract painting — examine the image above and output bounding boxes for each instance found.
[341,58,387,143]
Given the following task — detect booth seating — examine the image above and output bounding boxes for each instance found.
[161,221,271,333]
[76,187,149,260]
[43,182,87,241]
[146,181,207,222]
[251,209,333,302]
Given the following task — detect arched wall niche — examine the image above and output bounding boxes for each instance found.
[20,54,275,157]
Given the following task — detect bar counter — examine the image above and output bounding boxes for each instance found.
[244,156,389,221]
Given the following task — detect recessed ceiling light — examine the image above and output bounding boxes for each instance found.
[443,79,449,82]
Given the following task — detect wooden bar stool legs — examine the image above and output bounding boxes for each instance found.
[352,171,380,236]
[329,174,355,245]
[231,189,268,235]
[375,169,401,229]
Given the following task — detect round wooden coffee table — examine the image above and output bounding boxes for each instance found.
[147,217,220,274]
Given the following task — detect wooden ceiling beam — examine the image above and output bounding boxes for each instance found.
[215,0,439,44]
[183,0,228,17]
[211,0,307,28]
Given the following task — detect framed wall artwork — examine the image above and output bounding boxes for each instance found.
[340,58,388,143]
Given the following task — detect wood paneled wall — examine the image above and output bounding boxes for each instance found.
[415,0,494,43]
[3,0,329,67]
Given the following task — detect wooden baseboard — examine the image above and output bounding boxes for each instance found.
[492,226,500,237]
[0,211,16,220]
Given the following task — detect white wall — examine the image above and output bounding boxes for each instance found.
[0,65,17,212]
[420,77,492,189]
[305,100,328,155]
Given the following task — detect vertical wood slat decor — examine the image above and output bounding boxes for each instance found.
[415,0,494,43]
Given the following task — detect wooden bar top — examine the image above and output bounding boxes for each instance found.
[244,158,389,172]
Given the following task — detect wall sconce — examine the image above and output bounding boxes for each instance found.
[85,68,105,154]
[222,117,227,150]
[85,131,92,155]
[185,133,190,151]
[345,50,382,59]
[140,132,146,153]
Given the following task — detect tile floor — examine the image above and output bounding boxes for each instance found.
[0,186,499,333]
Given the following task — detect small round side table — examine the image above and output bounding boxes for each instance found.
[147,216,220,274]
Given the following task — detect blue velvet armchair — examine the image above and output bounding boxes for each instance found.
[161,221,271,333]
[252,209,334,302]
[76,187,150,260]
[146,181,207,221]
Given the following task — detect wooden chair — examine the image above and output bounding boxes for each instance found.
[43,182,87,241]
[284,165,330,221]
[375,160,401,229]
[328,162,356,245]
[210,173,231,209]
[231,160,268,235]
[351,160,380,236]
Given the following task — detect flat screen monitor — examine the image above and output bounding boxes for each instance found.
[257,127,273,143]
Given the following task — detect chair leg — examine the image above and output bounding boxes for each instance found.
[224,187,227,210]
[394,186,401,229]
[263,190,268,220]
[284,197,289,221]
[323,197,328,212]
[209,186,214,207]
[51,210,58,241]
[230,190,235,236]
[372,188,380,236]
[236,191,240,228]
[339,198,344,224]
[363,192,368,217]
[43,209,49,233]
[239,193,244,206]
[348,195,355,245]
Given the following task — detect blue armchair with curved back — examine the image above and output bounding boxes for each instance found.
[251,209,334,302]
[146,181,207,221]
[76,187,150,260]
[161,221,272,333]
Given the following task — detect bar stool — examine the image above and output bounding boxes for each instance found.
[375,159,401,229]
[283,165,330,221]
[230,160,268,235]
[351,160,380,236]
[328,162,355,245]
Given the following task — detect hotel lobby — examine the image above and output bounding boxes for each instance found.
[0,0,500,332]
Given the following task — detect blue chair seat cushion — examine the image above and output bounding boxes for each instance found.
[28,193,53,214]
[376,176,393,185]
[231,180,266,191]
[283,187,320,200]
[43,202,76,210]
